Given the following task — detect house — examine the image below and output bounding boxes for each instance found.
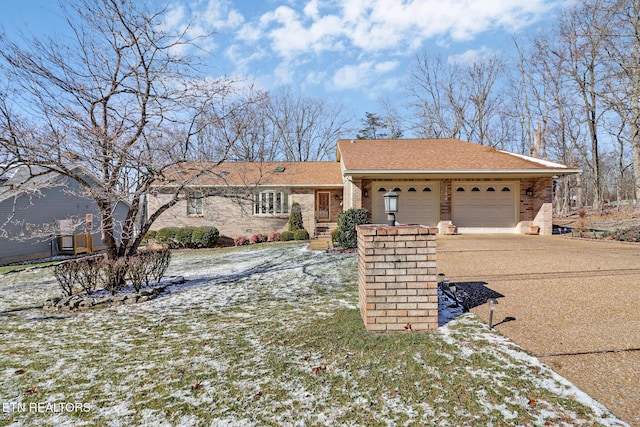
[0,165,130,265]
[148,161,344,238]
[148,139,579,239]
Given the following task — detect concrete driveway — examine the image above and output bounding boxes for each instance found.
[437,234,640,426]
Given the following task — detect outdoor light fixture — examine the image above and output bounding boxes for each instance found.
[363,189,369,197]
[448,282,457,294]
[488,298,498,329]
[383,191,399,226]
[525,188,533,197]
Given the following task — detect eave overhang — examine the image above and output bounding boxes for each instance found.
[341,168,581,179]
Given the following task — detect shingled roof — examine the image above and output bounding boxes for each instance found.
[154,161,343,187]
[337,138,578,176]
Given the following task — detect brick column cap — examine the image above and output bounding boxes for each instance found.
[357,225,437,236]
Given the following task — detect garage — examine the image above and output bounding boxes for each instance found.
[372,182,439,226]
[452,182,517,229]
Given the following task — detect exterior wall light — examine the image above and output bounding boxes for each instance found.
[383,191,399,226]
[363,189,369,197]
[525,188,533,197]
[488,298,498,328]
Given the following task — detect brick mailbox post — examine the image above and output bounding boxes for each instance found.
[357,225,438,332]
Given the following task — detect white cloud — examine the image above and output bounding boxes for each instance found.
[303,0,320,19]
[243,0,562,61]
[165,0,565,109]
[448,47,498,65]
[331,60,400,91]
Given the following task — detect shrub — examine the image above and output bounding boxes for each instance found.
[250,233,267,244]
[100,258,128,295]
[175,226,195,248]
[234,236,248,246]
[335,208,370,249]
[280,231,294,242]
[156,227,179,244]
[268,231,281,242]
[52,249,172,297]
[191,226,219,248]
[145,248,171,285]
[573,209,590,237]
[293,229,310,240]
[74,256,104,295]
[331,228,340,243]
[54,261,77,297]
[126,248,172,291]
[126,255,147,292]
[603,226,640,242]
[288,202,304,231]
[142,230,157,246]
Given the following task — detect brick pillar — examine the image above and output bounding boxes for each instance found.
[357,225,438,332]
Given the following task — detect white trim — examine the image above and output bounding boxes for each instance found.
[497,150,577,170]
[342,168,579,175]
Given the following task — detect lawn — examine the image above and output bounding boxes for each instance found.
[0,243,627,426]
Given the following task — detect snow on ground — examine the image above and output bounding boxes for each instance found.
[0,243,629,426]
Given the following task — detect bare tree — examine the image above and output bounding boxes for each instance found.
[191,85,274,162]
[408,53,510,148]
[408,54,465,139]
[266,87,353,161]
[602,0,640,204]
[550,0,612,212]
[0,0,239,259]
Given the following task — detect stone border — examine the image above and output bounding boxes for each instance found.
[42,276,186,312]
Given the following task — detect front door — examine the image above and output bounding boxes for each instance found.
[318,192,330,221]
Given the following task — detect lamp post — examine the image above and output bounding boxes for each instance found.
[383,191,399,226]
[488,298,498,328]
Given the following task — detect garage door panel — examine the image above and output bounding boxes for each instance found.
[453,183,516,228]
[372,182,438,226]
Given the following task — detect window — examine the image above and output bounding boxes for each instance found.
[423,187,432,192]
[487,187,496,192]
[502,187,511,192]
[254,190,289,216]
[187,191,203,216]
[471,187,480,192]
[408,187,417,192]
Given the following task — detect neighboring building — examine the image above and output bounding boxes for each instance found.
[0,165,129,265]
[149,139,579,238]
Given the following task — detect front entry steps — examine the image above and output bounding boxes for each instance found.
[314,222,337,239]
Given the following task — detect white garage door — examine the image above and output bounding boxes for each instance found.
[372,182,439,226]
[452,182,517,228]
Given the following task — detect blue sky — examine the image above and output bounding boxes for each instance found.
[1,0,567,120]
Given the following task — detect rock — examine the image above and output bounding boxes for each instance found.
[79,299,94,308]
[57,296,73,307]
[124,295,138,304]
[93,296,111,306]
[113,294,127,303]
[43,297,61,308]
[137,295,150,303]
[169,276,186,285]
